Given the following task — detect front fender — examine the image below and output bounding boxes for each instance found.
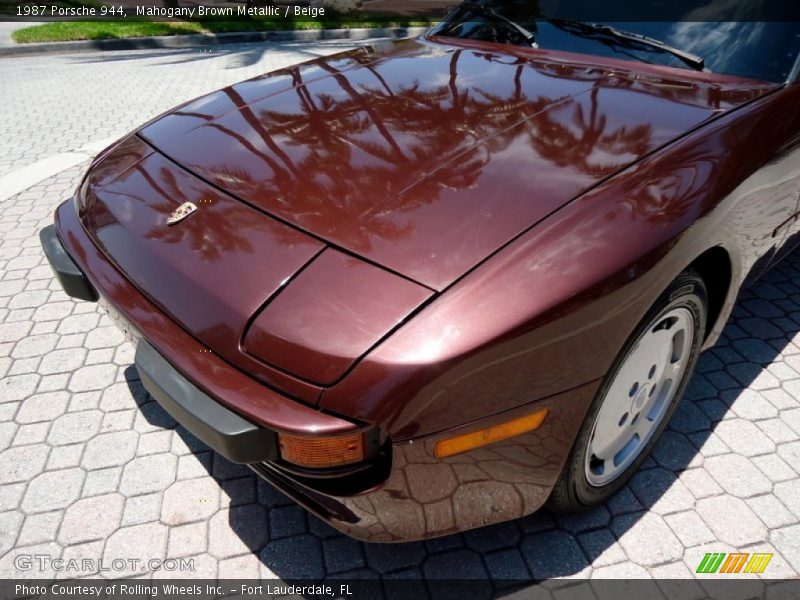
[321,83,800,441]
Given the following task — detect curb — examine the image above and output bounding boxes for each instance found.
[0,26,429,57]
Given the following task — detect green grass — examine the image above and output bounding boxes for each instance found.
[12,14,435,44]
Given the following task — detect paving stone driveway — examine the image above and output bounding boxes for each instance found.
[1,41,800,587]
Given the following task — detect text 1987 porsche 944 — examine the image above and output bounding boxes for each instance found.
[41,2,800,541]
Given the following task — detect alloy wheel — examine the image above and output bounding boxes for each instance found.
[584,307,695,487]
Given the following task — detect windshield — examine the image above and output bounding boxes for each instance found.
[430,1,800,82]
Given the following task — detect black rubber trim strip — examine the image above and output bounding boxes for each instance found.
[135,341,278,464]
[39,224,98,302]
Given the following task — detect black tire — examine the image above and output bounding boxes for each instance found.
[549,270,707,512]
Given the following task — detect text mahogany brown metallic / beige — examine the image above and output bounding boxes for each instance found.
[42,34,800,541]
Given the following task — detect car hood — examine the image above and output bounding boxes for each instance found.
[139,36,773,291]
[80,36,775,395]
[78,138,433,392]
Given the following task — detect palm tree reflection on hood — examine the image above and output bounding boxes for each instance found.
[138,35,765,260]
[172,42,660,253]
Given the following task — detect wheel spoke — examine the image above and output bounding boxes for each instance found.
[664,360,681,378]
[635,405,658,438]
[591,425,635,464]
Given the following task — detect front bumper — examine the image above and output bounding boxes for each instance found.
[135,341,278,464]
[40,224,98,302]
[41,226,276,462]
[43,225,279,464]
[42,199,600,542]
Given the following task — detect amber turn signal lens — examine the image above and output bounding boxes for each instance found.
[435,408,549,458]
[278,431,365,468]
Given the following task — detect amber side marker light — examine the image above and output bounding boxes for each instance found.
[278,431,364,468]
[435,408,549,458]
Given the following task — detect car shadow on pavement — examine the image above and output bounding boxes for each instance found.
[124,247,800,583]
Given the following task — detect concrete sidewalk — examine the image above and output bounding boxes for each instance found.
[0,22,34,47]
[0,38,368,178]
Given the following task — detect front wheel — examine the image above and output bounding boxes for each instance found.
[549,271,707,511]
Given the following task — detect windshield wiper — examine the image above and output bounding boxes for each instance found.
[548,18,705,71]
[460,0,539,48]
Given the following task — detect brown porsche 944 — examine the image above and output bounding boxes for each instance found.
[41,3,800,541]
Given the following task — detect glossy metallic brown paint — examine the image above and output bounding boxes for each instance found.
[52,34,800,541]
[120,34,776,403]
[54,195,602,541]
[322,81,800,440]
[244,248,433,385]
[259,380,599,542]
[79,141,326,402]
[55,201,356,435]
[139,37,772,291]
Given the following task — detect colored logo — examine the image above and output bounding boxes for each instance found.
[696,552,772,574]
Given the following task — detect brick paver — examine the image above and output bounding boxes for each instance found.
[0,39,363,178]
[1,41,799,585]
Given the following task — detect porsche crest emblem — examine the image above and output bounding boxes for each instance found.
[167,202,198,226]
